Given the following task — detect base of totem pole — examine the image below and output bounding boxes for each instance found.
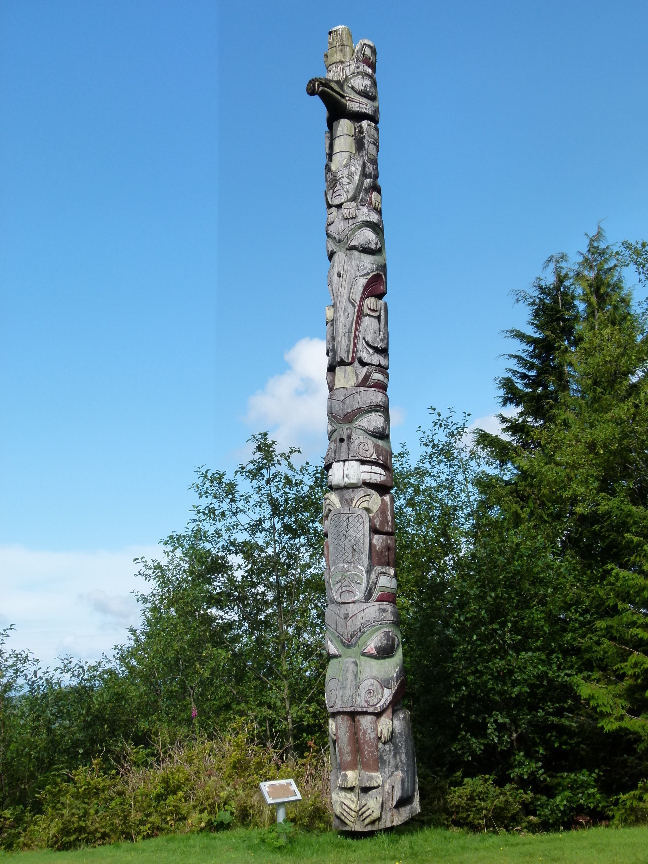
[329,705,420,832]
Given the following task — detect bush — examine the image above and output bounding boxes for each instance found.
[533,771,609,830]
[614,779,648,826]
[447,776,530,832]
[11,725,331,851]
[0,807,30,850]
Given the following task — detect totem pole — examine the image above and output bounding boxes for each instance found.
[307,26,420,831]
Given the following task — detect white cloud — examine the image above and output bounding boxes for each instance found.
[84,589,139,628]
[244,337,409,456]
[465,408,516,441]
[0,545,158,668]
[245,337,328,453]
[390,406,405,427]
[468,412,505,437]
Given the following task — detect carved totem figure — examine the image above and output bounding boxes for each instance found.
[307,26,420,831]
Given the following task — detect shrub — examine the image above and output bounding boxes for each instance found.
[447,775,530,832]
[533,771,609,830]
[13,725,331,851]
[614,779,648,826]
[22,762,128,850]
[0,807,30,850]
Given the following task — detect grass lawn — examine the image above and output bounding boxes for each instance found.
[1,826,647,864]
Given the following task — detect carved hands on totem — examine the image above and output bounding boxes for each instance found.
[308,25,419,830]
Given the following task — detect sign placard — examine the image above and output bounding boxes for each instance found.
[259,779,301,805]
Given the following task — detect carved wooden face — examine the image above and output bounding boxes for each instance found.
[325,403,391,469]
[326,249,386,366]
[324,623,404,714]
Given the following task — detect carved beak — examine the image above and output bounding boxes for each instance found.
[306,77,347,123]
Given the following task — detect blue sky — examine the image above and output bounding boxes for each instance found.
[1,0,647,664]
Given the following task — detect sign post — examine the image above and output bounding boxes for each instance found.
[259,779,301,823]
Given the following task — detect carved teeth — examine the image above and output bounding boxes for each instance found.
[328,460,362,488]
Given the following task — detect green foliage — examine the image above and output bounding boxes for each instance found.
[261,819,296,848]
[0,806,28,850]
[396,227,648,823]
[119,434,328,753]
[447,776,530,832]
[502,228,648,750]
[614,779,648,826]
[496,252,578,449]
[394,410,479,773]
[212,809,233,829]
[9,727,329,851]
[533,771,609,830]
[0,629,137,813]
[0,626,38,810]
[395,413,588,796]
[8,668,138,814]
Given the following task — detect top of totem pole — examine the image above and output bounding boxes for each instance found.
[324,26,354,67]
[324,26,376,72]
[306,26,379,124]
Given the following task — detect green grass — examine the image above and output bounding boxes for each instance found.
[2,826,647,864]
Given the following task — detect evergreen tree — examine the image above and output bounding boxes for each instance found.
[478,254,578,458]
[396,415,601,821]
[532,228,648,749]
[479,227,648,792]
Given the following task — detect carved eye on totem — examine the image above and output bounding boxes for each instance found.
[346,74,377,101]
[354,410,389,438]
[361,628,399,658]
[325,636,341,657]
[347,228,382,253]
